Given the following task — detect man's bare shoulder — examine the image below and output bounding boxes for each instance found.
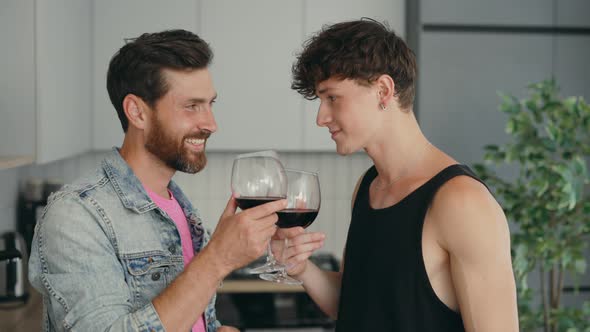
[428,175,510,254]
[432,175,499,211]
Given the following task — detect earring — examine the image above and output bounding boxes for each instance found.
[379,103,387,111]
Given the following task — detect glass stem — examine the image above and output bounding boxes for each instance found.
[265,242,276,264]
[279,238,289,278]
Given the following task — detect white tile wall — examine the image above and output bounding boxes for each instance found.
[0,150,373,259]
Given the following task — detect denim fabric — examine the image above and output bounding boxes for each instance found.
[28,149,220,332]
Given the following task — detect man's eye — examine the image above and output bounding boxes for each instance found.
[328,96,336,102]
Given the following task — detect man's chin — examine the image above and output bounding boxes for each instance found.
[336,144,352,156]
[179,154,207,174]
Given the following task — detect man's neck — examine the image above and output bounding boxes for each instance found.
[365,112,432,183]
[119,138,175,198]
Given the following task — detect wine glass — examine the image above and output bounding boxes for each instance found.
[231,151,287,274]
[260,169,321,285]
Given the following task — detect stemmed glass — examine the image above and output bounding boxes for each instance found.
[231,151,287,274]
[260,169,321,285]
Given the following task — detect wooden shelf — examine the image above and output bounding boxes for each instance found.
[219,280,305,294]
[0,156,34,170]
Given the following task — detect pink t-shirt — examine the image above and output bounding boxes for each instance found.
[146,186,206,332]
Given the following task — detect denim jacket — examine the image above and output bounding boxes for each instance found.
[29,149,220,332]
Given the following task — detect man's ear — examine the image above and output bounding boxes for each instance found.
[376,74,395,106]
[123,94,148,130]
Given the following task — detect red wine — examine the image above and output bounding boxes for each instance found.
[276,209,318,229]
[236,196,284,210]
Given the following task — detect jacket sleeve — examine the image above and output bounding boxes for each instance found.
[28,193,166,332]
[202,226,222,331]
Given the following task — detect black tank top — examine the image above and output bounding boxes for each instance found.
[335,164,483,332]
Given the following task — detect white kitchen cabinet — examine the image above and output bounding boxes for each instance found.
[201,0,304,151]
[92,0,199,150]
[35,0,92,164]
[90,0,406,152]
[0,0,36,169]
[301,0,406,151]
[0,0,92,168]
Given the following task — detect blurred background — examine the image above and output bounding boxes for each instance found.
[1,0,588,331]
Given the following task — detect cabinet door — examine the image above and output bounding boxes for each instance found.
[418,32,553,165]
[0,0,35,161]
[555,36,590,100]
[557,0,590,27]
[35,0,92,164]
[201,0,304,151]
[92,0,198,150]
[421,0,553,26]
[302,0,406,151]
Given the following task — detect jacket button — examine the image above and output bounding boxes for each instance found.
[168,246,177,254]
[151,272,161,281]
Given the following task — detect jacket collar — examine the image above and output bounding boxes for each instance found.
[101,148,198,220]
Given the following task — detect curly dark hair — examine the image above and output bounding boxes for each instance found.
[107,29,213,132]
[291,18,417,110]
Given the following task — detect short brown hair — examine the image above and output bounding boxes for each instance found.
[291,18,417,109]
[107,29,213,132]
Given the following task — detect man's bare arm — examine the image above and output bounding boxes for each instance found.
[280,172,366,319]
[430,177,519,332]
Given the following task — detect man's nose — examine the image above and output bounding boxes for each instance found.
[200,107,217,133]
[316,103,331,127]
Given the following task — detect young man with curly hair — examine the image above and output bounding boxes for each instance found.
[279,19,519,332]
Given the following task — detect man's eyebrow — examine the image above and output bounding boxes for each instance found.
[316,87,333,95]
[185,94,218,103]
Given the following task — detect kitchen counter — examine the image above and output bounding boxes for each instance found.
[219,280,305,293]
[0,285,42,332]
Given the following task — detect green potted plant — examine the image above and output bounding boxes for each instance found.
[473,79,590,332]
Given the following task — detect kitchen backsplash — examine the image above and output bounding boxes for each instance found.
[0,150,373,259]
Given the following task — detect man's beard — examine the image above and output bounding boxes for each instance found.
[145,117,210,174]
